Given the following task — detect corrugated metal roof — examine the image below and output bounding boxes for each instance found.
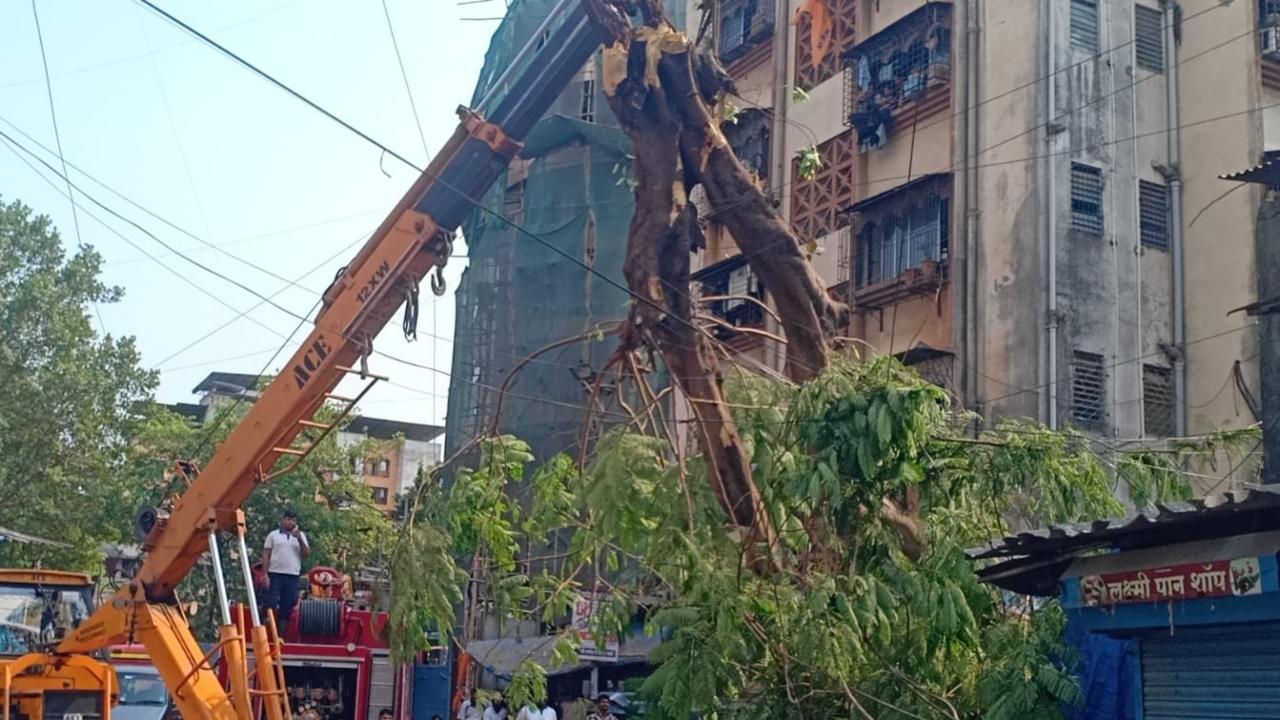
[1218,150,1280,186]
[967,486,1280,561]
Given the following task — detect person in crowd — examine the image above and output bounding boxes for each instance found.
[323,687,345,720]
[538,699,557,720]
[378,708,393,720]
[585,695,615,720]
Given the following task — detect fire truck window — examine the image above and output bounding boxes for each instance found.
[282,666,358,720]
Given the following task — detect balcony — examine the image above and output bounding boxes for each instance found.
[843,3,952,152]
[844,173,951,309]
[693,254,766,345]
[718,0,776,68]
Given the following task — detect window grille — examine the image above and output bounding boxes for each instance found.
[1071,163,1104,234]
[1072,350,1107,428]
[1143,364,1175,437]
[1071,0,1100,52]
[1263,0,1280,26]
[719,0,774,60]
[855,195,948,288]
[1135,5,1165,72]
[1139,180,1169,251]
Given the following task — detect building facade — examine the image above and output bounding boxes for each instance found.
[689,0,1270,482]
[181,372,443,513]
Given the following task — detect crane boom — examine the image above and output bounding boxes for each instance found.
[29,4,630,720]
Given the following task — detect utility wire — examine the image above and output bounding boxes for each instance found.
[30,0,103,334]
[0,133,291,343]
[380,0,432,164]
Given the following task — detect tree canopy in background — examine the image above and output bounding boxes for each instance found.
[0,197,155,570]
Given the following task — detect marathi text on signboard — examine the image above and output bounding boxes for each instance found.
[1080,557,1263,607]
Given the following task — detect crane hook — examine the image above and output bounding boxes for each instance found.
[430,266,447,296]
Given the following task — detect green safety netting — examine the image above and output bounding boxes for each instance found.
[445,0,686,466]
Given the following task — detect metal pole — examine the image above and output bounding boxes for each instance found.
[207,531,232,626]
[236,529,263,627]
[1163,0,1187,437]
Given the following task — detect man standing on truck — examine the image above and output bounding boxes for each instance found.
[262,508,310,627]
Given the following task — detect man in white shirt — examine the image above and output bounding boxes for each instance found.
[262,509,310,627]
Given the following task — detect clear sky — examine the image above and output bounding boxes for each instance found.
[0,0,505,429]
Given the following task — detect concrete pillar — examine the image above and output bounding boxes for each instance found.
[1258,195,1280,484]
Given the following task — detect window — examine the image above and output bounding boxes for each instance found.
[1134,5,1165,73]
[373,458,391,477]
[373,487,389,505]
[1143,364,1175,437]
[695,258,766,340]
[580,62,597,123]
[844,4,952,150]
[718,0,774,60]
[352,457,365,476]
[1071,163,1104,234]
[1139,180,1169,251]
[1071,350,1107,428]
[1071,0,1100,52]
[855,195,949,288]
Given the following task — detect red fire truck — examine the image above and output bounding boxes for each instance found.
[225,566,444,720]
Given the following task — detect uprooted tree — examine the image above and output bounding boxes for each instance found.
[388,4,1260,719]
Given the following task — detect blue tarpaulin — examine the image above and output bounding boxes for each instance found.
[1063,616,1136,720]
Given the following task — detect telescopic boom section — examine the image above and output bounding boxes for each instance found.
[58,0,619,684]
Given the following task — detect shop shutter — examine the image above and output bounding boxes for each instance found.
[1141,622,1280,719]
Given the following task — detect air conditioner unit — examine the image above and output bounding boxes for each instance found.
[1263,26,1280,61]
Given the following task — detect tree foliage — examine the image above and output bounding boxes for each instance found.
[391,355,1231,718]
[0,197,156,570]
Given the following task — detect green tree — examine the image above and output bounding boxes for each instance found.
[0,197,156,571]
[390,356,1250,717]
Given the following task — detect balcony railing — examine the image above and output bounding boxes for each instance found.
[843,3,952,152]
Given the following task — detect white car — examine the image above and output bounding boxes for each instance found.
[113,665,175,720]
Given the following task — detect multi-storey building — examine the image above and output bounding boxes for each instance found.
[179,372,443,513]
[689,0,1270,481]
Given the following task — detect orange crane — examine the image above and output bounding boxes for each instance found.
[0,2,627,719]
